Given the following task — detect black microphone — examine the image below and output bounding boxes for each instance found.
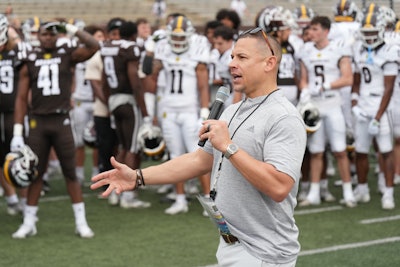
[198,86,230,147]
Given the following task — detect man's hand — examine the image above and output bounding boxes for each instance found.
[91,157,137,197]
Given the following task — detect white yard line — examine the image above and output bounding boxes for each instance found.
[295,205,343,215]
[360,214,400,224]
[299,237,400,256]
[200,237,400,266]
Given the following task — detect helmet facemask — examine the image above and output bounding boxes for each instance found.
[167,16,194,54]
[360,11,385,49]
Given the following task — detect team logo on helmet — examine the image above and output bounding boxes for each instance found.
[334,0,361,22]
[360,5,386,49]
[3,145,39,188]
[293,4,315,29]
[166,16,194,54]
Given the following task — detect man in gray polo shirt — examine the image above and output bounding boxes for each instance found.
[91,27,306,266]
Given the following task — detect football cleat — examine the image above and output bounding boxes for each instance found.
[165,201,189,215]
[76,224,94,238]
[12,223,37,239]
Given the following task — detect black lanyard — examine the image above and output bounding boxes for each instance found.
[210,89,279,200]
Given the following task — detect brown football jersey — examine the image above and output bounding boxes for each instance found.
[24,43,76,115]
[0,42,30,112]
[100,39,141,95]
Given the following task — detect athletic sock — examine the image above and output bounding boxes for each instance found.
[72,202,88,226]
[24,205,39,226]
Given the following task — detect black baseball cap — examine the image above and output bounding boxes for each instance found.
[107,17,126,32]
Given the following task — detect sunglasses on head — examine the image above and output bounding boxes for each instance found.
[241,27,275,56]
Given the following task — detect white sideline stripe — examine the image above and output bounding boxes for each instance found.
[295,206,343,215]
[35,195,400,266]
[299,237,400,256]
[200,237,400,266]
[360,215,400,224]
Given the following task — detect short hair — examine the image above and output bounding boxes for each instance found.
[135,17,149,26]
[213,25,235,41]
[119,21,137,39]
[84,24,104,36]
[310,16,331,30]
[205,20,223,31]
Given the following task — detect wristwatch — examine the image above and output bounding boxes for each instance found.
[224,143,239,159]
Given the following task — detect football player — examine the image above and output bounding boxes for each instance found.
[257,5,300,105]
[70,25,105,185]
[84,18,123,200]
[10,21,99,238]
[150,16,211,215]
[212,25,242,105]
[99,21,151,209]
[298,16,356,208]
[0,14,30,216]
[351,7,399,209]
[328,0,363,186]
[384,11,400,185]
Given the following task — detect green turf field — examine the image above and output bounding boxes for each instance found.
[1,150,400,267]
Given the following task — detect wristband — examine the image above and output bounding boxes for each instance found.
[135,169,145,188]
[322,82,331,90]
[143,116,152,124]
[351,92,359,101]
[13,124,23,136]
[200,107,210,120]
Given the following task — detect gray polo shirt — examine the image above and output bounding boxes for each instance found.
[203,89,306,264]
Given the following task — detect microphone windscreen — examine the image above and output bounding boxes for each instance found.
[215,86,230,102]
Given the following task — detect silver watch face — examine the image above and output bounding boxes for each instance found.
[225,143,239,158]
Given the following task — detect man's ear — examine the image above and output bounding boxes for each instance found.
[264,56,277,72]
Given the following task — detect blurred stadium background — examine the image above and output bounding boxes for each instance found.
[0,0,399,28]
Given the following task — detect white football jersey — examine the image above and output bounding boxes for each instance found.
[353,41,399,115]
[216,46,233,91]
[299,40,352,109]
[72,61,93,101]
[208,48,221,85]
[385,31,400,115]
[155,37,210,113]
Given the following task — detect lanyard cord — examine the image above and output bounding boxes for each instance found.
[210,89,279,200]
